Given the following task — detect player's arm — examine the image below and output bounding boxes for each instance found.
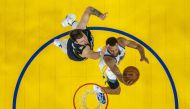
[103,56,127,85]
[117,37,149,63]
[81,46,107,60]
[76,6,107,29]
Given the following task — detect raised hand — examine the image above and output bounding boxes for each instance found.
[140,56,149,64]
[99,12,108,20]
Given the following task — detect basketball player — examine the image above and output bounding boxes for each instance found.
[54,6,108,61]
[93,37,149,104]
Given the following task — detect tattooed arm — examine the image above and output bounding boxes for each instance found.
[76,6,107,29]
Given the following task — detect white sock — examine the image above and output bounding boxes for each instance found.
[71,21,79,29]
[93,85,103,93]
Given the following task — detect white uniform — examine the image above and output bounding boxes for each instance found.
[99,45,125,80]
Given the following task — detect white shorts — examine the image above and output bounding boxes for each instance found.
[99,57,117,80]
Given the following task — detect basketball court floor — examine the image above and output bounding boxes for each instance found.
[0,0,190,109]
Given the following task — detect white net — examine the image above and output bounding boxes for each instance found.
[73,83,108,109]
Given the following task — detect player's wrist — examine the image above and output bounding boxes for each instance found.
[99,51,103,57]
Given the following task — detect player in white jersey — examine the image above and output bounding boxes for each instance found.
[93,37,149,104]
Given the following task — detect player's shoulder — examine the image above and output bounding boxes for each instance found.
[117,37,132,48]
[81,45,91,55]
[117,37,126,48]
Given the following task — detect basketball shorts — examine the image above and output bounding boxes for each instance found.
[99,58,120,89]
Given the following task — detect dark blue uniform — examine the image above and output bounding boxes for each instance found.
[67,28,94,61]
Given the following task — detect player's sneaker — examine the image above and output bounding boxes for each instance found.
[53,39,62,48]
[61,14,76,27]
[93,85,106,104]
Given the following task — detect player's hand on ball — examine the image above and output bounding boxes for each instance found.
[122,78,134,86]
[140,56,149,64]
[99,12,108,20]
[123,66,140,86]
[122,73,135,86]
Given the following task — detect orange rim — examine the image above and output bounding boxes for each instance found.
[73,83,109,109]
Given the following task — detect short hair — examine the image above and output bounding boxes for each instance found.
[69,29,83,41]
[106,37,117,46]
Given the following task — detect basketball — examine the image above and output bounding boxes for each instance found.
[123,66,140,86]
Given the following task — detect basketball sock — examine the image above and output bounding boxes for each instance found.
[93,85,103,93]
[54,39,63,48]
[71,21,79,29]
[61,14,77,28]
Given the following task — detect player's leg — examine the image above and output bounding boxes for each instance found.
[53,14,79,51]
[102,79,121,95]
[53,39,68,54]
[102,67,121,94]
[93,61,121,104]
[96,68,121,95]
[101,86,121,95]
[91,57,107,104]
[93,85,106,104]
[93,78,121,104]
[54,14,78,52]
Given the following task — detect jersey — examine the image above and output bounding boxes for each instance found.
[99,45,125,80]
[67,28,94,61]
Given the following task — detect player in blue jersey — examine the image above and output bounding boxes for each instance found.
[54,6,108,61]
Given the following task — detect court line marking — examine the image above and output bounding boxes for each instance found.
[13,26,178,109]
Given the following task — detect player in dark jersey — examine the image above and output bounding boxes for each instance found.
[54,6,107,61]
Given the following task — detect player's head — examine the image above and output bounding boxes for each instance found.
[106,37,119,56]
[70,29,88,45]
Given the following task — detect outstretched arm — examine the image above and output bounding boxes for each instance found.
[104,56,127,85]
[117,37,149,63]
[76,6,107,29]
[81,46,107,60]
